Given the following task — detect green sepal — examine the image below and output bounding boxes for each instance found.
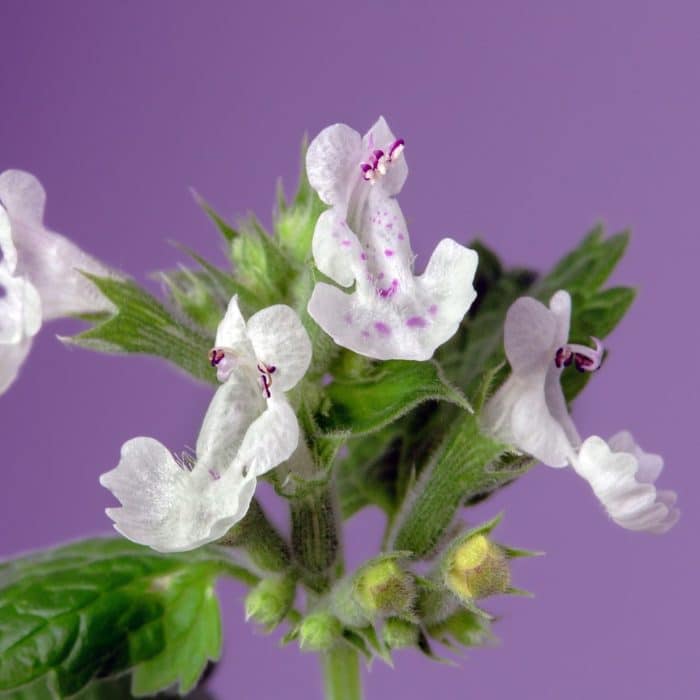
[274,136,326,263]
[0,538,254,699]
[425,609,492,650]
[317,359,471,437]
[63,275,215,384]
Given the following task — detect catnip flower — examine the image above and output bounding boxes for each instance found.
[305,117,478,361]
[481,290,597,467]
[0,170,114,394]
[575,433,679,533]
[100,297,312,552]
[483,290,678,533]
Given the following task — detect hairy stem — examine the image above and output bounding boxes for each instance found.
[321,644,362,700]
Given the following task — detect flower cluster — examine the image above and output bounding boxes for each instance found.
[2,119,678,554]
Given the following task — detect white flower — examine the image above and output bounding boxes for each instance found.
[0,170,114,394]
[100,297,312,552]
[482,289,601,467]
[305,116,478,361]
[483,290,678,534]
[575,433,679,533]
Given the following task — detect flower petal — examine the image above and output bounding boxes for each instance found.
[0,204,17,273]
[212,296,257,380]
[0,336,33,396]
[574,435,679,534]
[505,375,575,467]
[0,266,42,343]
[196,370,267,472]
[363,116,408,197]
[503,296,558,375]
[100,436,256,553]
[306,123,363,207]
[311,209,360,287]
[246,305,312,392]
[0,170,114,320]
[236,396,300,477]
[609,430,664,483]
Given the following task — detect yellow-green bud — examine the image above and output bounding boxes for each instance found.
[444,534,510,601]
[298,611,342,651]
[354,560,416,618]
[245,575,295,629]
[382,617,420,650]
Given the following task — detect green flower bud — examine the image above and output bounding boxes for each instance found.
[354,559,416,618]
[298,611,342,651]
[245,575,296,629]
[382,617,421,650]
[444,533,511,601]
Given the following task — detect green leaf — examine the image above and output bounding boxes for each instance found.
[316,360,471,437]
[530,226,629,301]
[0,539,253,699]
[193,190,240,244]
[64,275,216,384]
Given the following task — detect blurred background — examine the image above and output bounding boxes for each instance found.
[1,1,698,697]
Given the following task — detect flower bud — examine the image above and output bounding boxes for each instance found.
[298,611,342,651]
[245,575,296,629]
[444,533,510,601]
[382,617,420,650]
[354,559,416,619]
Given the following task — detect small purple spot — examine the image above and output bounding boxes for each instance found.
[406,316,427,328]
[343,312,353,325]
[374,322,391,336]
[387,223,393,229]
[341,239,351,247]
[398,233,405,240]
[384,249,394,257]
[360,252,367,261]
[378,272,385,279]
[361,330,371,338]
[428,304,438,316]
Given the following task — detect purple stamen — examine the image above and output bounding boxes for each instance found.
[209,348,225,367]
[555,337,604,373]
[388,138,405,161]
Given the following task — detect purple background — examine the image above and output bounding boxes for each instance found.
[1,1,698,698]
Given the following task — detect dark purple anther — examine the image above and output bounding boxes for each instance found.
[209,348,225,367]
[555,337,604,373]
[388,138,405,161]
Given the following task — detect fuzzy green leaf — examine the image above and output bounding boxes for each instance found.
[317,360,471,437]
[0,539,253,699]
[64,275,216,384]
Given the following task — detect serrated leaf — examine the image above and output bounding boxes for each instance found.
[0,539,253,699]
[316,360,471,437]
[64,275,215,384]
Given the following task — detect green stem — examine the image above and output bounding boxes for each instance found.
[321,644,362,700]
[291,482,341,592]
[389,412,511,558]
